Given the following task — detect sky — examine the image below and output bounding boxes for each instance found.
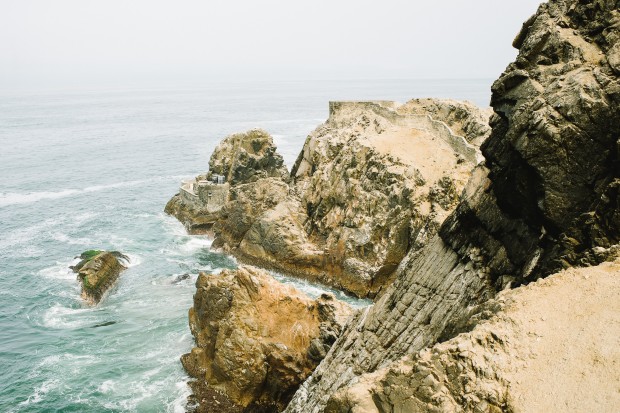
[0,0,544,91]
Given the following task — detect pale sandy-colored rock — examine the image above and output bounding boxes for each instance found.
[324,260,620,413]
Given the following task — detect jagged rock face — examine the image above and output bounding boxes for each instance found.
[208,129,290,185]
[168,100,488,297]
[473,0,620,283]
[212,178,290,251]
[285,1,620,411]
[209,100,488,297]
[324,260,620,413]
[71,250,127,304]
[165,129,289,234]
[181,266,351,413]
[284,100,485,296]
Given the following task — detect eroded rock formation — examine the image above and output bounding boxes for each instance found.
[71,250,128,304]
[165,129,288,234]
[181,265,351,412]
[167,100,490,297]
[284,1,620,411]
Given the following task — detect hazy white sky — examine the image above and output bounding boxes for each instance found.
[0,0,544,91]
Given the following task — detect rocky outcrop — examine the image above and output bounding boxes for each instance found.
[165,129,288,234]
[181,266,351,413]
[71,250,128,304]
[168,99,490,297]
[285,1,620,411]
[324,259,620,413]
[208,129,290,185]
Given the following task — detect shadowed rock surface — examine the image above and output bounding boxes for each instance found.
[181,266,351,412]
[284,1,620,411]
[71,250,128,304]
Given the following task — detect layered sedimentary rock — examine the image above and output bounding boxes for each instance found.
[285,1,620,411]
[324,260,620,413]
[168,100,490,297]
[71,250,128,304]
[181,266,351,412]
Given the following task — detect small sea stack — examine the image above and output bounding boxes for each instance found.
[71,250,129,304]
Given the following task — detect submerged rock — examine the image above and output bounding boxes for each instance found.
[167,100,490,297]
[285,1,620,411]
[181,265,351,412]
[71,250,128,304]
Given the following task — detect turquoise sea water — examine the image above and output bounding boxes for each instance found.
[0,79,491,412]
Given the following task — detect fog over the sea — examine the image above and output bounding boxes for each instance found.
[1,0,543,91]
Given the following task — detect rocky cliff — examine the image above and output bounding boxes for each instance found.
[284,1,620,411]
[181,266,351,412]
[167,100,490,297]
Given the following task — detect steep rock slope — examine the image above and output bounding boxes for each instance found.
[285,1,620,411]
[324,260,620,413]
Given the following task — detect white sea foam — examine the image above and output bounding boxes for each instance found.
[39,259,81,281]
[169,380,192,413]
[0,217,64,250]
[123,253,142,267]
[179,236,212,253]
[0,189,80,207]
[18,379,59,406]
[42,304,93,329]
[51,232,93,246]
[98,380,116,394]
[0,176,186,207]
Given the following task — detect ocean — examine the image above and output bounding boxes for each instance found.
[0,79,492,412]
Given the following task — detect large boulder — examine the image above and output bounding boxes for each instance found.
[71,250,128,304]
[284,1,620,411]
[181,265,351,413]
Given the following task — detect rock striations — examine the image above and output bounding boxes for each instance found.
[284,1,620,411]
[323,260,620,413]
[167,100,490,297]
[181,266,351,412]
[71,250,128,304]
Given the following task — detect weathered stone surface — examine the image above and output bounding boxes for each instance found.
[324,260,620,413]
[209,129,290,186]
[71,250,128,304]
[181,265,351,413]
[285,1,620,411]
[203,99,488,297]
[165,193,220,234]
[165,129,288,234]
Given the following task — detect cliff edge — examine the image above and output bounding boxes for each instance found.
[285,1,620,411]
